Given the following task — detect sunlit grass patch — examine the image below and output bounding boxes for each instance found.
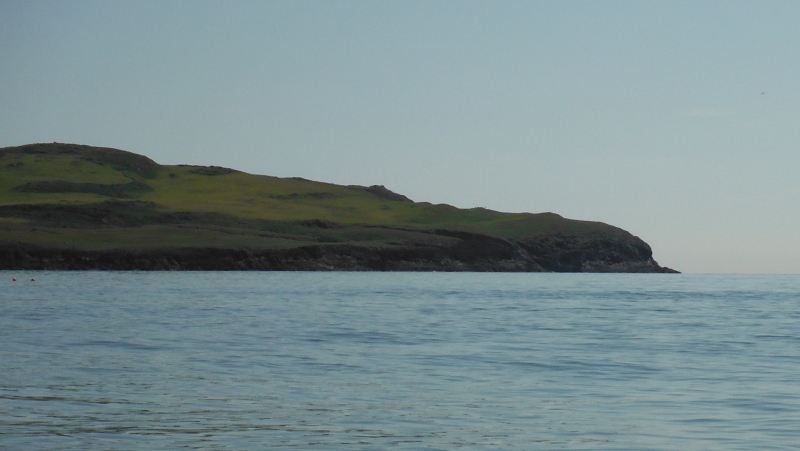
[0,143,616,251]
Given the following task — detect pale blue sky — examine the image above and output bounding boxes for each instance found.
[2,1,799,273]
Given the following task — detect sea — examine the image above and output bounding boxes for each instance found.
[1,271,799,450]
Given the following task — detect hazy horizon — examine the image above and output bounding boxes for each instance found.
[2,1,799,274]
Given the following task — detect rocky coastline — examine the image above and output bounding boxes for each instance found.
[0,230,677,272]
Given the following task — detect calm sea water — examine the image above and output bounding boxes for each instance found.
[1,272,800,450]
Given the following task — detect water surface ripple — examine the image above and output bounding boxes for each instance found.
[2,272,799,449]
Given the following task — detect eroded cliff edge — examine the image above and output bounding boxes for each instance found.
[0,228,676,272]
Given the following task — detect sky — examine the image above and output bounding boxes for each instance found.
[1,1,799,273]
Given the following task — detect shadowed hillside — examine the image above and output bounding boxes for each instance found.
[0,143,676,272]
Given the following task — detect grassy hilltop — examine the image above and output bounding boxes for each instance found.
[0,143,674,271]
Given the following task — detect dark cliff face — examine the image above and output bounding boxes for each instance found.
[0,228,676,272]
[519,231,669,272]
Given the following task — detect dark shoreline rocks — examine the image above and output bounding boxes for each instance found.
[0,230,678,273]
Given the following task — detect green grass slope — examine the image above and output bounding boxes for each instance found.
[0,143,620,252]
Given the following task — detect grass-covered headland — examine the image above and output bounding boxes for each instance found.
[0,143,676,272]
